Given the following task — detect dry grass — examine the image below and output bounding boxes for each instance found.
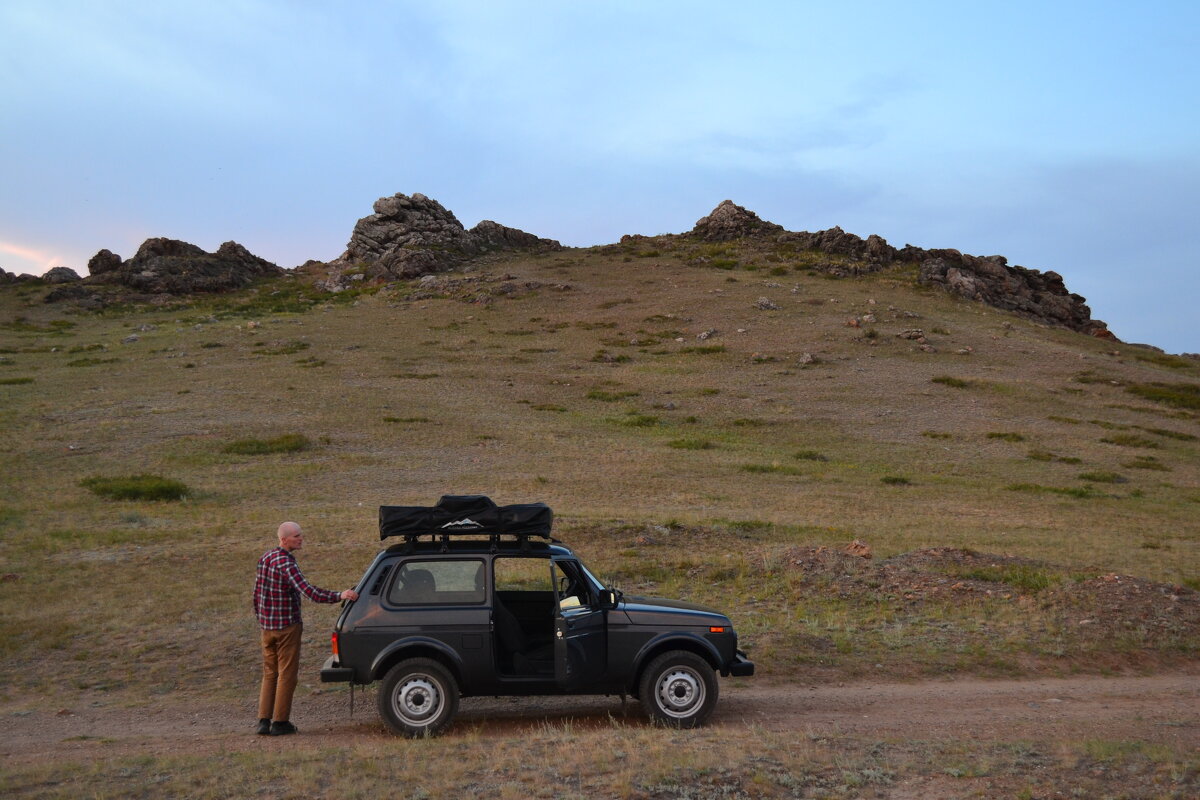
[1,240,1198,795]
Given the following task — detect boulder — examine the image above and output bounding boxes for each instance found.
[330,192,561,281]
[690,200,785,241]
[42,267,82,284]
[82,238,283,294]
[86,249,123,276]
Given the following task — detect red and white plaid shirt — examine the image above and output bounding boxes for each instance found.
[253,546,341,630]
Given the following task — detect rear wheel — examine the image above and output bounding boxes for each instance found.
[638,650,718,728]
[377,658,459,737]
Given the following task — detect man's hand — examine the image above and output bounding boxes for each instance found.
[340,589,359,601]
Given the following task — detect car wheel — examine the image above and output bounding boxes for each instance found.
[638,650,718,728]
[377,658,459,737]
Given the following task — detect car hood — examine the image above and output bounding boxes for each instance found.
[619,595,730,627]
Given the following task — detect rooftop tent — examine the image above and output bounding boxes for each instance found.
[379,495,553,540]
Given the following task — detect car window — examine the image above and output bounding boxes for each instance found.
[552,560,594,610]
[387,559,485,606]
[493,557,552,592]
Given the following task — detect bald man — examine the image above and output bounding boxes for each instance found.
[252,521,358,735]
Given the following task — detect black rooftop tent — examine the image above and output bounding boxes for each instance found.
[379,495,553,541]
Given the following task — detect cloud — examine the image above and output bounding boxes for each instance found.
[0,240,62,274]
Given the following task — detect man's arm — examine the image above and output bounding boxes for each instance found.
[280,559,355,603]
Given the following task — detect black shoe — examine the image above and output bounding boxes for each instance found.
[255,718,271,735]
[269,720,298,736]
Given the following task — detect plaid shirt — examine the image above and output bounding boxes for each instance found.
[253,546,341,630]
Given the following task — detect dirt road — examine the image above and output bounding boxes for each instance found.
[3,674,1195,764]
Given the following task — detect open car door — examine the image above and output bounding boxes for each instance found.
[552,558,607,688]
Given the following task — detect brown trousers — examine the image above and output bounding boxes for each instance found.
[258,623,302,722]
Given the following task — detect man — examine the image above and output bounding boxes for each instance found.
[252,521,359,736]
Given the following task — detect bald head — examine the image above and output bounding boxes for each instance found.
[278,521,303,551]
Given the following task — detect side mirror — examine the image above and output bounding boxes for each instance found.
[598,589,619,609]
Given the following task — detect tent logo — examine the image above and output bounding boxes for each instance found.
[442,518,483,529]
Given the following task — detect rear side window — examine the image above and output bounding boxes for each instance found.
[387,559,485,606]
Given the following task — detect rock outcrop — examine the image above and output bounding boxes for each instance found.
[84,238,282,293]
[682,200,1112,339]
[690,199,784,241]
[326,192,561,283]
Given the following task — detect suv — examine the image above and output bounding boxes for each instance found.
[321,495,754,736]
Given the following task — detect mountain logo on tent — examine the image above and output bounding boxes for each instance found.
[441,518,483,529]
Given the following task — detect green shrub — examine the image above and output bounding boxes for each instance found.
[1006,483,1102,499]
[81,474,190,501]
[931,376,971,388]
[586,389,639,402]
[0,377,34,385]
[668,438,714,450]
[619,414,659,427]
[680,345,726,355]
[793,450,828,461]
[67,357,120,367]
[987,432,1025,442]
[741,464,803,475]
[1135,426,1197,441]
[1100,434,1160,449]
[1078,471,1128,484]
[881,476,912,485]
[533,404,566,412]
[1122,457,1170,471]
[222,434,312,455]
[383,416,430,424]
[1126,381,1200,410]
[1133,351,1196,369]
[922,431,952,439]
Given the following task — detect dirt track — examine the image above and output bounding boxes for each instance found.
[4,674,1196,764]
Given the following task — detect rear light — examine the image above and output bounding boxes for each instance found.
[709,626,726,633]
[331,631,340,659]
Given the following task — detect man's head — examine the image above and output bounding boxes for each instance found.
[278,521,303,552]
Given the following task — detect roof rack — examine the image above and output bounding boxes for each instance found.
[379,495,554,543]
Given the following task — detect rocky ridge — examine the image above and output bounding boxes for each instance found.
[683,199,1113,339]
[14,192,1112,340]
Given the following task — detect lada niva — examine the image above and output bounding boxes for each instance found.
[321,495,754,736]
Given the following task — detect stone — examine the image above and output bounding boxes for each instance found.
[690,200,785,241]
[42,267,81,284]
[797,352,816,365]
[754,297,780,310]
[87,249,122,276]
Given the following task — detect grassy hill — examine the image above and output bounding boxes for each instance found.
[2,236,1198,693]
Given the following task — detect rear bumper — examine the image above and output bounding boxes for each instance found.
[727,650,755,677]
[320,655,354,683]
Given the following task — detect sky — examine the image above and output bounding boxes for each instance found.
[1,1,1197,352]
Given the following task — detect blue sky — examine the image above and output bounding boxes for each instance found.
[2,1,1197,351]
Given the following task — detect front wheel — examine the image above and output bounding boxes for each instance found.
[377,658,459,737]
[638,650,718,728]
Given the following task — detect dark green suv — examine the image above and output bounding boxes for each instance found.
[321,495,754,736]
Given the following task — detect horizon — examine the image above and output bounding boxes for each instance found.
[2,1,1197,352]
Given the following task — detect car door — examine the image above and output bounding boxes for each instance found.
[552,558,607,688]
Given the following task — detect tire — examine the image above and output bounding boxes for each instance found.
[638,650,718,728]
[377,658,459,737]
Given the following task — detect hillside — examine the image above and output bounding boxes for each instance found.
[1,207,1198,797]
